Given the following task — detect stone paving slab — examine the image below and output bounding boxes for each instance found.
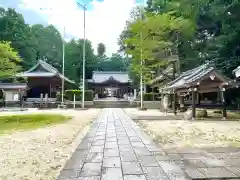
[57,108,240,180]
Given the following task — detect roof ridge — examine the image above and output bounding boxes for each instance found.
[39,60,59,74]
[167,63,211,86]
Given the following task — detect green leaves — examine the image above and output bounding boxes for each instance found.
[97,43,106,57]
[0,41,21,78]
[121,9,195,83]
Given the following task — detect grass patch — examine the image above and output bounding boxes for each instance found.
[0,114,71,134]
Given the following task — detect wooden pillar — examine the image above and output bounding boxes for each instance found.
[191,88,197,120]
[49,84,51,98]
[220,87,227,119]
[173,91,177,115]
[169,94,172,108]
[197,92,200,105]
[179,95,184,112]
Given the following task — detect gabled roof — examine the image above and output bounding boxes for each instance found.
[151,66,178,84]
[16,60,75,84]
[164,63,234,90]
[89,71,130,84]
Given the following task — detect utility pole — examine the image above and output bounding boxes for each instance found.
[77,2,87,109]
[82,5,86,109]
[140,6,144,109]
[61,26,65,105]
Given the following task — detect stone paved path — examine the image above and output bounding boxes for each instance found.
[57,108,240,180]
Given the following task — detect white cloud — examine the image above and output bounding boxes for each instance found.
[20,0,140,56]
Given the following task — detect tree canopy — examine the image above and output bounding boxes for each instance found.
[0,8,129,84]
[97,43,106,57]
[0,41,21,78]
[119,0,240,83]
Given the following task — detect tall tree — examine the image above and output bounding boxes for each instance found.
[0,41,21,78]
[0,8,37,70]
[65,39,97,83]
[95,53,129,71]
[122,10,194,82]
[31,24,63,70]
[145,0,240,76]
[97,43,106,57]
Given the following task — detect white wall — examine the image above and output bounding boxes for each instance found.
[4,91,20,101]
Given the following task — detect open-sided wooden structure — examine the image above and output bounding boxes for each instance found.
[155,63,236,119]
[16,60,75,101]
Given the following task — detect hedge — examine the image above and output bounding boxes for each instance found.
[65,90,81,101]
[56,90,93,101]
[143,93,161,101]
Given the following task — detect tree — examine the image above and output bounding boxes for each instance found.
[97,43,106,57]
[65,39,97,83]
[0,8,37,70]
[122,11,194,82]
[31,24,63,70]
[145,0,240,76]
[95,53,129,71]
[0,41,21,78]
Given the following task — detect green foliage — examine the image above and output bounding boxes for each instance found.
[0,41,21,78]
[145,0,240,76]
[0,8,37,69]
[96,53,129,71]
[118,0,240,87]
[84,90,94,101]
[65,39,97,82]
[143,92,161,101]
[0,8,131,84]
[65,89,81,101]
[123,11,194,82]
[57,89,93,101]
[97,43,106,57]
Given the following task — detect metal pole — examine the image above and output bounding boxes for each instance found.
[82,6,86,108]
[140,6,143,109]
[140,31,143,109]
[61,26,65,105]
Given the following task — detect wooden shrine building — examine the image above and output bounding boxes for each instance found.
[16,60,75,101]
[153,63,236,119]
[87,71,132,98]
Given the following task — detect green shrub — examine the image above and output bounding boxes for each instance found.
[143,93,161,101]
[65,89,81,101]
[58,89,93,101]
[56,92,67,101]
[84,90,93,101]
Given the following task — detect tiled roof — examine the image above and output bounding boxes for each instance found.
[166,63,214,89]
[90,71,130,83]
[163,63,233,90]
[16,60,75,84]
[151,66,175,84]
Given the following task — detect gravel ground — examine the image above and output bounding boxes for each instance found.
[123,108,166,117]
[137,120,240,148]
[0,109,100,180]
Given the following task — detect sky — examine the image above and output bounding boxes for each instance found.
[1,0,146,56]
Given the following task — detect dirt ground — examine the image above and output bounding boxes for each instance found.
[0,109,100,180]
[137,119,240,148]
